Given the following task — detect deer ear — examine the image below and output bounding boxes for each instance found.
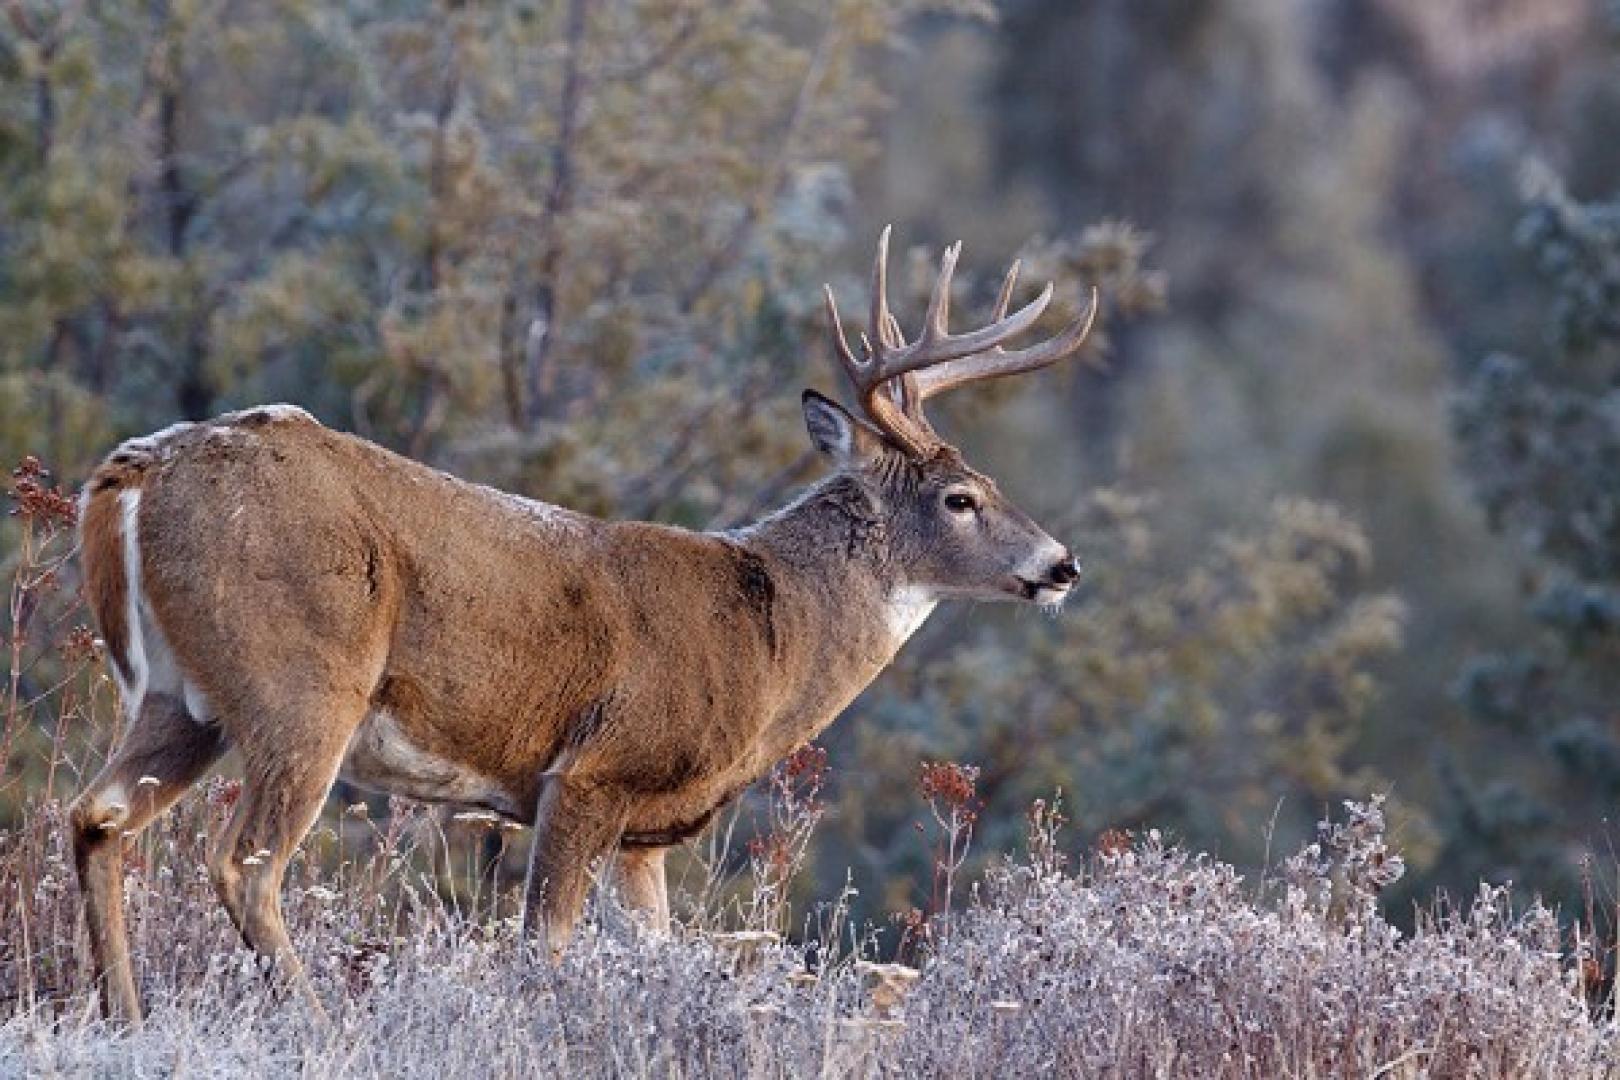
[802,390,887,466]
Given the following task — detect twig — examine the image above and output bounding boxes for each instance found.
[1,518,35,788]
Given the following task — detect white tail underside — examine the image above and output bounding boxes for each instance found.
[116,489,211,725]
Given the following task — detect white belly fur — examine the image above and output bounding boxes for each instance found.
[339,710,515,816]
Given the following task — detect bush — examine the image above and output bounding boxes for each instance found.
[1,791,1613,1076]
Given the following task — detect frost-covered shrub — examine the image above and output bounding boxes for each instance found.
[2,798,1613,1078]
[901,813,1603,1076]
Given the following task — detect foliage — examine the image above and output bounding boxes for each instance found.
[0,454,93,808]
[0,0,992,479]
[980,0,1620,913]
[1450,168,1620,898]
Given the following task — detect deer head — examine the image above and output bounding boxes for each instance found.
[806,228,1099,608]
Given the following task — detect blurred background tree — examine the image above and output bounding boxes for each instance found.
[4,0,1619,935]
[1449,168,1620,899]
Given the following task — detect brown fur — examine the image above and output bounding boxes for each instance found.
[78,461,145,687]
[69,396,1077,1023]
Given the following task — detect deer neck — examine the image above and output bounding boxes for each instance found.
[721,475,935,761]
[728,474,936,666]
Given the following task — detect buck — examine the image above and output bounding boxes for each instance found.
[69,229,1097,1021]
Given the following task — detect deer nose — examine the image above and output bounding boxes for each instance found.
[1048,554,1081,586]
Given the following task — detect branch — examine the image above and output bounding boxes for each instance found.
[404,23,465,456]
[707,450,818,531]
[496,287,525,429]
[599,5,702,85]
[6,0,73,164]
[524,0,594,430]
[678,15,841,314]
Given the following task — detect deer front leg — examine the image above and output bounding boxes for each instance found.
[522,775,630,955]
[616,847,671,932]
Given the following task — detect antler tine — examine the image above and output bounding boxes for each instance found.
[991,260,1021,322]
[858,232,1052,379]
[868,243,1056,381]
[874,281,1054,383]
[870,225,894,362]
[882,312,906,349]
[912,285,1101,399]
[920,241,961,343]
[822,284,865,379]
[825,276,937,456]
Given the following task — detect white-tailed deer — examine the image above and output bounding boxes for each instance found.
[70,230,1096,1021]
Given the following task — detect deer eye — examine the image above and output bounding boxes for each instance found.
[943,492,978,515]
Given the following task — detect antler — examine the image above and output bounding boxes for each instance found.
[822,227,1100,458]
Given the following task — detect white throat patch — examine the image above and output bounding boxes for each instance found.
[885,585,939,644]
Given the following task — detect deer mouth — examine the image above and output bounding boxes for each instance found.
[1013,577,1072,606]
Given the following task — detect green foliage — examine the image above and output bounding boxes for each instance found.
[979,0,1620,914]
[0,0,995,472]
[1450,170,1620,893]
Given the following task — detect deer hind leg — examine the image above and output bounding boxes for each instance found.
[70,692,227,1023]
[615,847,671,933]
[207,693,365,1018]
[522,775,630,955]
